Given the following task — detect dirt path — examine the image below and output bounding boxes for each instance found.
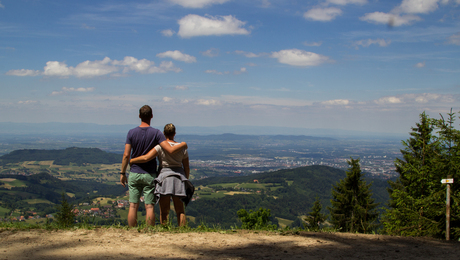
[0,228,459,260]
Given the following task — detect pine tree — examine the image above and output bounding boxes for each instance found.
[384,111,460,238]
[436,110,460,238]
[304,197,326,231]
[55,193,75,228]
[328,158,379,233]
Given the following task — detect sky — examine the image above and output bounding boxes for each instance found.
[0,0,459,135]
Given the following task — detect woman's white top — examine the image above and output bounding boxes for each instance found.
[154,141,188,168]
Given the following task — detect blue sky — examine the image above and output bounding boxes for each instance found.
[0,0,459,134]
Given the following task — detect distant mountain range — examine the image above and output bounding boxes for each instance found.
[0,122,405,139]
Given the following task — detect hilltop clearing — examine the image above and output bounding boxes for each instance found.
[0,229,458,260]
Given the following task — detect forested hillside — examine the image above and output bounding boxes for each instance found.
[186,165,390,228]
[0,147,121,166]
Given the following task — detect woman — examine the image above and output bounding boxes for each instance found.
[130,123,193,227]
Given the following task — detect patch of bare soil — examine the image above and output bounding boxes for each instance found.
[0,228,458,260]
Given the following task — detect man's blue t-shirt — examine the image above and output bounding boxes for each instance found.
[126,126,166,174]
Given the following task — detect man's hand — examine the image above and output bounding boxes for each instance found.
[120,174,127,188]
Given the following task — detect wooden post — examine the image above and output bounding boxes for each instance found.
[442,175,453,241]
[446,182,451,241]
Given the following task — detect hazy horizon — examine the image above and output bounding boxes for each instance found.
[0,121,408,139]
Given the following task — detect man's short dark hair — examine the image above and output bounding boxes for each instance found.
[139,105,153,122]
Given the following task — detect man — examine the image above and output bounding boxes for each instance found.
[120,105,187,227]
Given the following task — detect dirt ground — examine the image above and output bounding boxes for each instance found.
[0,228,459,260]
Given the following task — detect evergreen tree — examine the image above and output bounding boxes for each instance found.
[328,158,379,233]
[55,193,75,228]
[384,111,460,239]
[304,197,326,231]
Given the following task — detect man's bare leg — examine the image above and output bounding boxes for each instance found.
[172,197,186,227]
[159,196,171,225]
[128,203,139,227]
[145,204,155,226]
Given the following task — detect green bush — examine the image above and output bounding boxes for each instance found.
[237,207,276,230]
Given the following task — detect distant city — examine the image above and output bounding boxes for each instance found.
[0,132,403,180]
[190,154,397,179]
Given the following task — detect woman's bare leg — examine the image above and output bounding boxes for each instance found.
[159,195,171,225]
[172,196,186,227]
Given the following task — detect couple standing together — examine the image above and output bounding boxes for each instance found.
[120,105,193,227]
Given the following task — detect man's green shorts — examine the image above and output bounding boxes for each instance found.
[128,172,156,205]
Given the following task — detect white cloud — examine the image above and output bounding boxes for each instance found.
[374,96,402,105]
[174,85,189,90]
[64,87,94,92]
[163,97,174,102]
[321,99,350,105]
[379,93,454,106]
[51,87,95,96]
[169,0,230,8]
[177,14,250,38]
[196,99,221,105]
[354,39,391,48]
[73,57,119,78]
[147,61,182,73]
[415,61,426,68]
[360,12,422,26]
[81,24,95,30]
[326,0,367,5]
[395,0,440,14]
[157,50,197,63]
[303,7,342,22]
[5,69,40,76]
[18,100,38,105]
[9,56,181,78]
[271,49,332,67]
[303,41,322,47]
[204,69,225,75]
[234,50,261,58]
[233,67,246,75]
[414,93,440,103]
[222,95,313,107]
[112,56,154,73]
[161,29,175,37]
[0,1,4,9]
[43,61,74,77]
[201,48,219,57]
[447,32,460,45]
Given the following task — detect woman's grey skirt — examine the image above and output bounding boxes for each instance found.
[153,167,194,206]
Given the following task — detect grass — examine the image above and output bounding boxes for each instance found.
[208,183,240,188]
[197,191,227,199]
[23,199,54,204]
[276,217,294,228]
[0,206,10,215]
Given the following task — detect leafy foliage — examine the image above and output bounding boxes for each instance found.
[328,158,379,233]
[237,207,276,230]
[383,111,460,239]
